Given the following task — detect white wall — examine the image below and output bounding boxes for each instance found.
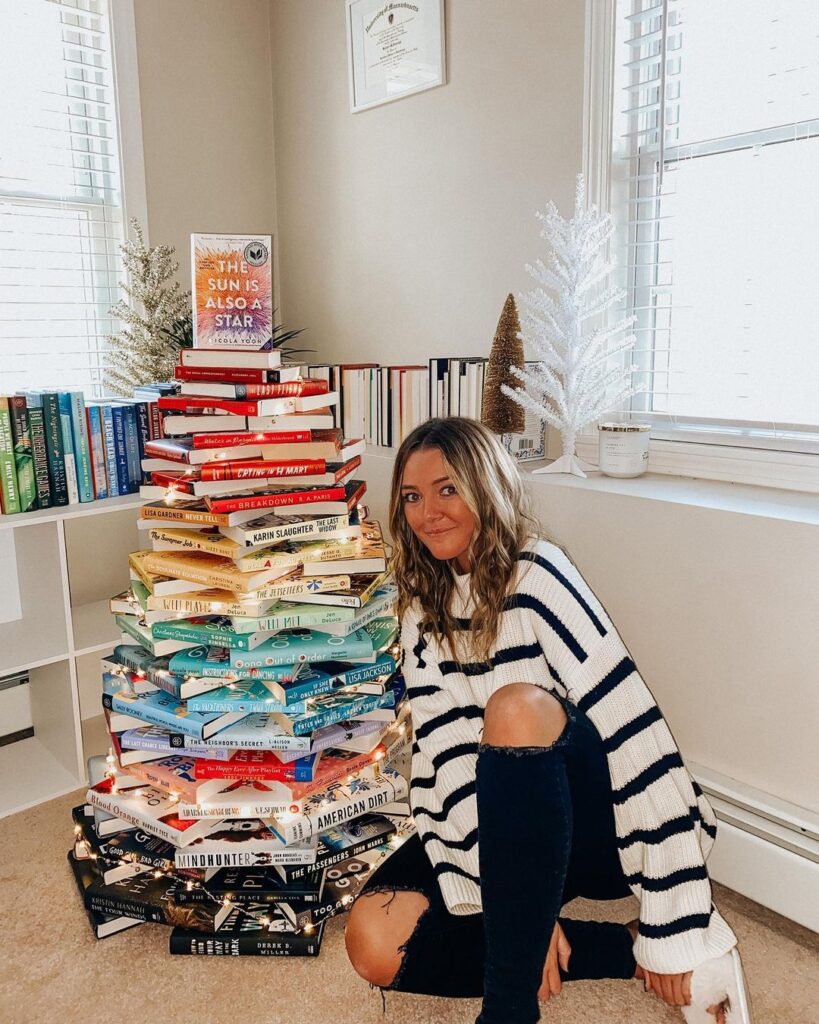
[269,0,586,364]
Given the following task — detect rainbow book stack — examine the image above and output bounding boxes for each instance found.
[67,233,415,957]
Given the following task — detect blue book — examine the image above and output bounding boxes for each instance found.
[198,714,311,751]
[121,403,141,491]
[85,403,107,499]
[92,402,119,497]
[101,686,250,741]
[273,678,403,737]
[265,654,397,705]
[69,391,94,501]
[230,627,378,672]
[108,404,131,494]
[133,401,150,483]
[119,725,232,761]
[187,680,308,716]
[169,646,326,683]
[56,391,80,503]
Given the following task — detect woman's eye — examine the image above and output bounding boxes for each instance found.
[402,492,419,504]
[440,485,457,497]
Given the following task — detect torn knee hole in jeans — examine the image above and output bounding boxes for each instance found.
[477,737,570,756]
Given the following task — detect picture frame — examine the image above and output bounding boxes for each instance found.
[346,0,446,114]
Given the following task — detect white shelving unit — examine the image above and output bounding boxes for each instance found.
[0,495,144,817]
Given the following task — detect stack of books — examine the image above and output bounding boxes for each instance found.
[0,389,171,514]
[68,234,415,956]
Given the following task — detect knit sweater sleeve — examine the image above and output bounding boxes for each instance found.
[519,546,737,974]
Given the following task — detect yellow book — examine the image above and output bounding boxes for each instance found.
[141,550,291,595]
[146,588,280,618]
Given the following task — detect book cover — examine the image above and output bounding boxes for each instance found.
[72,806,152,884]
[83,864,230,932]
[141,550,290,595]
[290,570,389,609]
[269,768,408,845]
[114,612,193,657]
[139,497,263,529]
[128,754,234,804]
[128,549,210,598]
[174,363,302,385]
[180,378,328,400]
[221,510,359,549]
[162,412,249,436]
[120,402,142,492]
[151,615,274,652]
[93,402,120,497]
[8,395,38,511]
[290,587,397,638]
[67,850,144,940]
[230,600,357,635]
[102,686,250,741]
[203,480,349,515]
[119,724,232,761]
[192,233,273,350]
[176,778,306,820]
[169,910,324,957]
[269,679,401,737]
[40,392,69,506]
[280,812,398,881]
[303,520,387,576]
[186,679,309,716]
[85,403,108,499]
[143,436,264,466]
[68,390,94,502]
[180,348,284,370]
[21,394,52,508]
[193,748,320,782]
[235,534,362,574]
[173,820,317,870]
[0,397,21,514]
[245,410,336,433]
[86,775,226,848]
[283,848,389,929]
[175,865,325,905]
[265,653,397,705]
[147,589,277,619]
[229,624,379,672]
[196,713,311,752]
[109,403,132,495]
[192,426,317,450]
[56,391,80,503]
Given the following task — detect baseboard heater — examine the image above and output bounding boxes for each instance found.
[689,761,819,934]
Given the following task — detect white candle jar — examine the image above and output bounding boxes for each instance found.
[597,422,650,478]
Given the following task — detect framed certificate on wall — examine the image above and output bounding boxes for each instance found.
[346,0,446,113]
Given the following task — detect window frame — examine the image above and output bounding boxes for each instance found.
[581,0,819,493]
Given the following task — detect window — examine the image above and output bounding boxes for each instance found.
[0,0,127,398]
[589,0,819,486]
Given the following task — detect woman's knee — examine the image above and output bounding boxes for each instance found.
[345,890,430,988]
[483,683,568,747]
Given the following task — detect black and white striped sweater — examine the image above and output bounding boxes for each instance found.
[400,537,737,974]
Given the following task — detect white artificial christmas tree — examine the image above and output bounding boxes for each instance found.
[502,174,644,477]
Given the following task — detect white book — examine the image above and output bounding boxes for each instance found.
[180,348,282,369]
[163,413,247,435]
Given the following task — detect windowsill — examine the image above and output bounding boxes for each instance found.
[363,445,819,527]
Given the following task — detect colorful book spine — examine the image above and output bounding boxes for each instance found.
[98,404,120,497]
[230,626,375,671]
[8,396,38,511]
[22,394,52,509]
[40,393,69,506]
[0,397,21,514]
[133,401,151,483]
[121,404,141,491]
[278,684,399,737]
[109,404,131,494]
[271,654,397,704]
[85,404,108,499]
[69,391,95,502]
[56,392,80,503]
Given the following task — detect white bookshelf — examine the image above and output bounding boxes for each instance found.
[0,495,143,816]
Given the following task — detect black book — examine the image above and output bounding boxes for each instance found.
[175,864,325,906]
[280,848,389,929]
[169,906,324,957]
[67,850,143,940]
[71,806,152,886]
[276,812,397,881]
[82,866,230,932]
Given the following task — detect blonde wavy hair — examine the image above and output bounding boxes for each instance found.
[388,417,541,664]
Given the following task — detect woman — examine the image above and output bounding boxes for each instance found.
[345,417,751,1024]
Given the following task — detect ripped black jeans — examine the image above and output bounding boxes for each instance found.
[358,693,637,1022]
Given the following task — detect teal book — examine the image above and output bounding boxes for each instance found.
[40,392,69,506]
[115,613,193,657]
[69,390,94,502]
[230,626,379,672]
[187,679,308,716]
[85,404,108,499]
[56,392,80,503]
[271,678,403,737]
[230,601,357,634]
[0,397,21,515]
[101,685,250,741]
[151,616,272,652]
[19,393,52,509]
[8,396,38,511]
[169,645,308,682]
[266,653,397,705]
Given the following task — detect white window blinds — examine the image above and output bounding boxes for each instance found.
[612,0,819,451]
[0,0,125,397]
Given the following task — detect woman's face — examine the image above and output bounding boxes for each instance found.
[399,447,476,573]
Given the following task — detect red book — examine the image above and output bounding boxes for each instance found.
[179,379,329,399]
[194,749,320,782]
[158,394,296,417]
[143,438,264,465]
[150,470,197,494]
[175,365,297,384]
[200,458,326,482]
[192,429,313,450]
[204,479,366,515]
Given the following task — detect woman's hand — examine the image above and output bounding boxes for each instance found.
[538,921,571,1000]
[643,968,692,1008]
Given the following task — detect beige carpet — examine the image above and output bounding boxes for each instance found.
[0,789,816,1024]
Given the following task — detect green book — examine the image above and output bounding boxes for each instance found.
[40,392,69,506]
[20,393,52,509]
[8,396,37,512]
[0,397,21,515]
